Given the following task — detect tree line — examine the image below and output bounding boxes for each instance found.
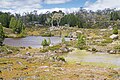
[0,8,120,29]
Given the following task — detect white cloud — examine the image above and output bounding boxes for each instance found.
[85,0,120,11]
[0,0,74,14]
[44,0,71,4]
[37,7,80,14]
[0,0,42,14]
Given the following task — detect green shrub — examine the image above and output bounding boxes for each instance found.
[113,27,118,34]
[10,17,25,34]
[48,38,51,45]
[41,39,49,46]
[28,46,32,49]
[48,45,61,51]
[102,38,113,43]
[17,33,26,38]
[62,37,66,44]
[57,56,66,62]
[0,45,19,54]
[41,32,54,37]
[0,24,5,46]
[92,48,97,52]
[39,48,48,53]
[76,34,86,49]
[114,45,120,50]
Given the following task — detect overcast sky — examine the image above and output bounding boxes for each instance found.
[0,0,120,14]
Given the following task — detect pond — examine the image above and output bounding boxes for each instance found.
[3,36,70,48]
[64,49,120,67]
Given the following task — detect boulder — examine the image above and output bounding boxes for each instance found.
[59,44,69,53]
[76,30,83,34]
[100,29,107,31]
[26,52,31,56]
[49,44,53,47]
[108,25,113,30]
[108,50,116,54]
[72,32,77,38]
[110,34,118,39]
[68,32,73,38]
[40,66,49,69]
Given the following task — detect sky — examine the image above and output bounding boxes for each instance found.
[0,0,120,14]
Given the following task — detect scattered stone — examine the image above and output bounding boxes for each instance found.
[72,32,77,38]
[76,30,83,34]
[58,49,63,53]
[114,68,120,71]
[49,44,53,47]
[108,25,113,30]
[68,32,73,38]
[26,52,31,56]
[88,48,92,51]
[59,44,69,53]
[110,34,118,39]
[44,69,49,72]
[52,64,62,67]
[76,62,81,65]
[56,67,65,71]
[17,61,23,65]
[68,32,77,38]
[40,66,49,69]
[100,29,107,31]
[108,50,116,54]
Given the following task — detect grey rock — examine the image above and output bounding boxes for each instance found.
[40,66,49,69]
[26,52,31,56]
[110,34,118,39]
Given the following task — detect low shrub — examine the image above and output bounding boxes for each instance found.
[57,56,66,62]
[96,43,107,46]
[114,45,120,50]
[40,45,61,52]
[0,45,19,54]
[48,45,61,51]
[113,27,118,34]
[17,32,26,38]
[101,38,113,43]
[41,39,49,46]
[39,48,48,53]
[76,34,86,50]
[41,32,54,37]
[92,48,97,52]
[28,46,32,49]
[62,37,66,44]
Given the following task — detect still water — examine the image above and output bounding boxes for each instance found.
[4,36,70,48]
